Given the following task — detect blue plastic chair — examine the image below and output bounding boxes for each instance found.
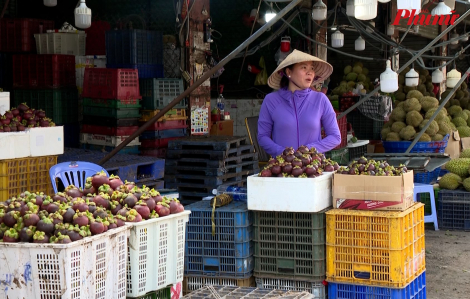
[413,183,439,231]
[49,161,109,193]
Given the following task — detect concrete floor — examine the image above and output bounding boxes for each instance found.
[425,229,470,299]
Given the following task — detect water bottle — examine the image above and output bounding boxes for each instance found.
[213,185,247,202]
[217,85,225,120]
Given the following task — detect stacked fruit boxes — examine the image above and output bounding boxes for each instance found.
[165,136,259,205]
[252,210,328,298]
[139,79,188,158]
[325,203,426,299]
[80,68,142,154]
[11,54,78,146]
[105,30,164,79]
[183,200,255,294]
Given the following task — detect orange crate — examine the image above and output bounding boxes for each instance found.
[326,203,425,288]
[0,156,57,199]
[140,108,186,122]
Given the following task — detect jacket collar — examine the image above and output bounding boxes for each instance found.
[278,87,311,104]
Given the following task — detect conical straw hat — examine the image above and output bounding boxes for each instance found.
[268,49,333,89]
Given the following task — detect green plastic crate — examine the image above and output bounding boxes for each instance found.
[325,147,349,165]
[253,210,327,281]
[139,78,187,110]
[129,287,171,299]
[417,187,439,216]
[83,106,140,118]
[13,89,78,124]
[82,97,141,109]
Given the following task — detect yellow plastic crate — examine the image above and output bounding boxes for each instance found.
[140,108,187,122]
[0,156,57,200]
[326,203,425,288]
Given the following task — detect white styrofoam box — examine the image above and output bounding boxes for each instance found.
[75,55,107,93]
[0,131,30,160]
[247,172,333,212]
[0,225,129,299]
[0,92,10,115]
[80,133,141,147]
[34,31,86,55]
[29,126,64,157]
[127,211,190,297]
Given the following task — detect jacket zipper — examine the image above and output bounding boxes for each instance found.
[292,93,300,148]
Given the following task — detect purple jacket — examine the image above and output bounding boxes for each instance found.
[258,87,341,157]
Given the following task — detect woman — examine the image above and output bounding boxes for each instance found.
[258,49,341,157]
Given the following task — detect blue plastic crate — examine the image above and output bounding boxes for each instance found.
[439,169,449,177]
[184,254,253,278]
[106,64,164,79]
[80,143,140,155]
[187,223,252,243]
[185,201,252,227]
[414,167,441,184]
[140,128,187,140]
[328,271,426,299]
[62,123,80,148]
[438,189,470,231]
[382,134,449,153]
[186,238,252,258]
[105,30,163,65]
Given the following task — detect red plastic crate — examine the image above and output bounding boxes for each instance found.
[141,137,182,148]
[142,119,188,131]
[81,125,139,136]
[322,112,347,150]
[12,54,75,88]
[0,18,54,52]
[84,21,110,55]
[82,68,141,101]
[140,148,167,158]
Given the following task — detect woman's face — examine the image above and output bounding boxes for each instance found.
[286,61,316,90]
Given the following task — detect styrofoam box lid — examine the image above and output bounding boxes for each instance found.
[0,92,10,115]
[28,126,64,157]
[347,140,369,148]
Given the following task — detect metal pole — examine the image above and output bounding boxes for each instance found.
[337,8,470,121]
[237,0,262,83]
[405,67,470,153]
[98,0,304,166]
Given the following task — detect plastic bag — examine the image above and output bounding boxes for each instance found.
[254,56,267,86]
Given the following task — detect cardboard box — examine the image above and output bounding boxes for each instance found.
[210,120,233,136]
[445,130,460,160]
[333,171,414,211]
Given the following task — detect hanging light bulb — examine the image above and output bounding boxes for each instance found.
[354,0,377,20]
[346,0,355,17]
[378,0,391,3]
[444,0,456,10]
[331,30,344,48]
[387,24,395,36]
[265,3,276,23]
[405,67,419,87]
[380,60,398,93]
[355,36,365,51]
[447,68,461,88]
[44,0,57,7]
[461,34,469,42]
[75,0,92,29]
[311,0,327,21]
[450,31,459,45]
[431,0,452,16]
[432,68,444,84]
[366,21,375,33]
[397,0,421,15]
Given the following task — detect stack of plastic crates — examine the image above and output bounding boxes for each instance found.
[11,54,78,147]
[252,210,328,299]
[80,68,142,154]
[139,78,188,159]
[183,200,255,295]
[105,30,164,79]
[325,203,427,299]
